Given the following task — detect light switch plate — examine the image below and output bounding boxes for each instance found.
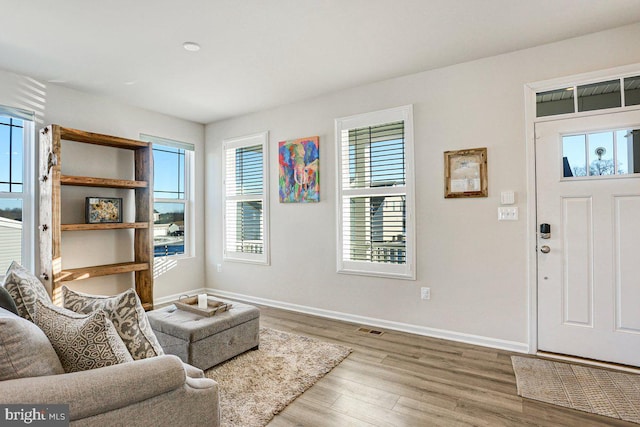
[498,207,518,221]
[500,191,515,205]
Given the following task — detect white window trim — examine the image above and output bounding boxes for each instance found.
[141,134,195,259]
[222,131,270,265]
[335,105,416,280]
[0,106,35,278]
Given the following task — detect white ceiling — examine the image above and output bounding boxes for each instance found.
[2,0,640,124]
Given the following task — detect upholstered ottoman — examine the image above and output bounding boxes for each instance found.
[147,299,260,370]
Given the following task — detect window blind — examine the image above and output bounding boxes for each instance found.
[226,145,263,196]
[343,121,405,189]
[344,195,406,263]
[340,120,407,265]
[224,143,264,255]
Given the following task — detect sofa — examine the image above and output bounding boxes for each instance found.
[0,262,220,426]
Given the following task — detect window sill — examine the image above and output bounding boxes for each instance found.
[337,264,415,281]
[154,253,195,262]
[223,255,270,266]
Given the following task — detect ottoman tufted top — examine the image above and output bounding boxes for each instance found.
[147,299,260,342]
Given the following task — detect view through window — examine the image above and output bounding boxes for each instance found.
[0,108,33,274]
[562,128,640,178]
[144,135,194,258]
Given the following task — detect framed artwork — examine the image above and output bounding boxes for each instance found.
[444,147,488,198]
[278,136,319,203]
[85,197,123,223]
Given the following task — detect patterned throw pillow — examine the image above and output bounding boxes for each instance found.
[3,261,51,322]
[33,300,133,373]
[62,287,163,360]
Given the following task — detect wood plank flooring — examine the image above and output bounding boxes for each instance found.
[252,304,636,427]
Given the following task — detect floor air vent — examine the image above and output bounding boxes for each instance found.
[356,327,384,336]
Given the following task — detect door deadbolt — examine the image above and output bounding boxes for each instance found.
[540,245,551,253]
[540,223,551,239]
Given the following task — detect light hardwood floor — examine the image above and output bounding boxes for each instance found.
[254,304,635,427]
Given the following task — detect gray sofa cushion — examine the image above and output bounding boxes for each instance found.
[0,307,64,380]
[0,354,219,425]
[62,286,164,360]
[33,300,133,373]
[3,261,51,322]
[0,285,18,315]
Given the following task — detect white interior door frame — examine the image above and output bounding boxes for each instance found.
[524,62,640,356]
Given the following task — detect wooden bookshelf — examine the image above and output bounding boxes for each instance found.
[39,125,154,309]
[60,175,148,189]
[61,222,149,231]
[58,262,150,282]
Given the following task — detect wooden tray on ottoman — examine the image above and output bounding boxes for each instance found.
[175,296,232,317]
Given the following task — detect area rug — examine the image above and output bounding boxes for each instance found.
[205,328,351,427]
[511,356,640,424]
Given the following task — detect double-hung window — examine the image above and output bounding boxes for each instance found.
[223,132,269,264]
[0,105,34,275]
[336,105,415,279]
[142,135,194,258]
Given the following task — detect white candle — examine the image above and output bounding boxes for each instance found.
[198,294,208,309]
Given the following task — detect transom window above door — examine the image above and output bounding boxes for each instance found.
[562,127,640,178]
[536,75,640,118]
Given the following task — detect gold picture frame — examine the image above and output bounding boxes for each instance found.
[444,147,488,198]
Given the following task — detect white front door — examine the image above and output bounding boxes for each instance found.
[536,110,640,367]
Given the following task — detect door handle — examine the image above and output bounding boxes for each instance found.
[540,245,550,253]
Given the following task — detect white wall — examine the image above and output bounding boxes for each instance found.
[205,23,640,349]
[0,69,206,301]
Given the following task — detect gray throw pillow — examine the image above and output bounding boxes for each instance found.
[33,300,133,373]
[3,261,51,322]
[0,307,64,380]
[62,286,163,360]
[0,285,18,315]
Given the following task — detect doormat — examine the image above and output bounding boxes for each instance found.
[511,356,640,424]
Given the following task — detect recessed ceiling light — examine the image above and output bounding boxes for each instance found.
[183,42,201,52]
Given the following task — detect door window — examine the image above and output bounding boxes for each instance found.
[562,127,640,178]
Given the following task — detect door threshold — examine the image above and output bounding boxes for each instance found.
[536,351,640,374]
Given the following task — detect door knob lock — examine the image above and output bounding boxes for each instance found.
[540,245,551,253]
[540,223,551,239]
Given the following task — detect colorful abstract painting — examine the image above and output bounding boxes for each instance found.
[279,136,319,203]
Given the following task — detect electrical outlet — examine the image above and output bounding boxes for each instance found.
[216,264,222,273]
[421,287,431,300]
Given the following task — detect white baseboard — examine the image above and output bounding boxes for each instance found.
[207,289,529,354]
